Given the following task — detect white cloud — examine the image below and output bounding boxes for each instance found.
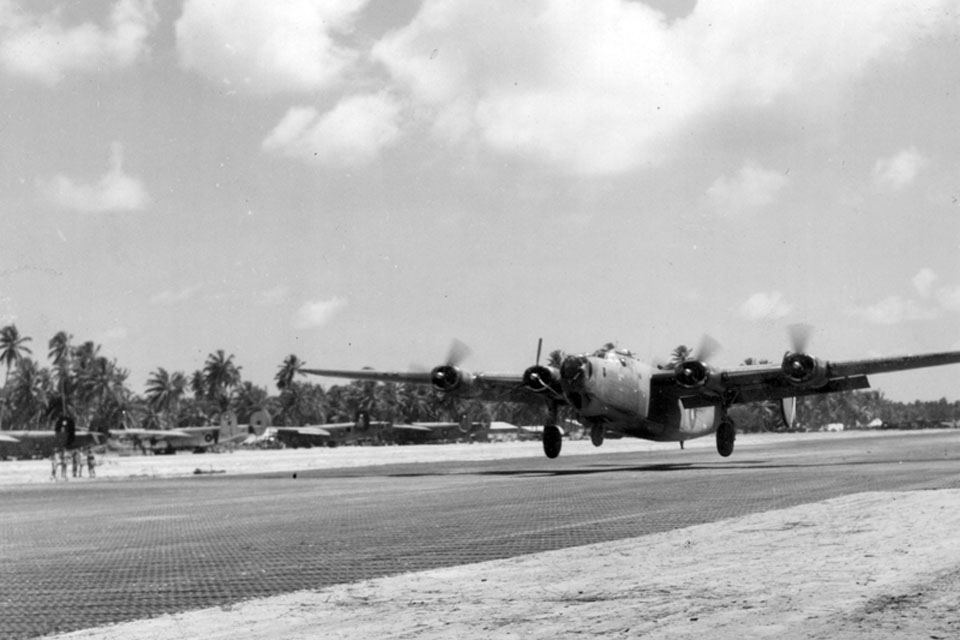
[912,267,938,299]
[40,143,150,213]
[263,93,403,166]
[849,270,960,325]
[150,285,201,306]
[0,0,157,85]
[366,0,955,174]
[847,295,939,325]
[39,143,150,213]
[294,297,348,330]
[739,291,793,321]
[936,285,960,312]
[175,0,367,94]
[254,287,289,307]
[705,162,788,216]
[873,147,927,190]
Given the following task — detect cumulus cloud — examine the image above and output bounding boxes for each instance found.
[175,0,368,94]
[739,291,793,321]
[263,93,402,166]
[294,297,348,330]
[912,267,938,298]
[846,295,939,325]
[873,147,927,190]
[150,285,201,306]
[365,0,954,174]
[849,269,960,324]
[0,0,157,85]
[705,162,788,216]
[39,142,151,213]
[254,287,289,307]
[938,285,960,312]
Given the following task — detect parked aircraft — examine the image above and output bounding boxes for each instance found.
[0,429,104,460]
[302,332,960,459]
[110,410,272,454]
[111,426,222,454]
[273,413,391,448]
[391,417,489,444]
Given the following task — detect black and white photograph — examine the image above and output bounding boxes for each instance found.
[2,1,960,638]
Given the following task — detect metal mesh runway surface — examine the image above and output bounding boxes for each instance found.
[2,432,959,638]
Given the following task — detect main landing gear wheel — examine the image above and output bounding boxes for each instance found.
[590,424,605,447]
[542,425,563,459]
[716,417,736,457]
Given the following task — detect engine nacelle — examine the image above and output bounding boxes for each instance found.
[522,365,563,398]
[781,352,828,387]
[675,360,714,389]
[431,365,473,393]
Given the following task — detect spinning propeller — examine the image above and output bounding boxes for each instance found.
[430,339,473,391]
[782,324,827,387]
[522,338,565,399]
[674,335,722,389]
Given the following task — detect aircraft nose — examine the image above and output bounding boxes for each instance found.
[560,355,587,386]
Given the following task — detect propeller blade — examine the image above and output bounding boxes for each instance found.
[696,335,722,363]
[535,338,543,366]
[789,323,814,353]
[445,339,472,367]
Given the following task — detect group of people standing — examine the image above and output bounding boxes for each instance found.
[50,447,96,481]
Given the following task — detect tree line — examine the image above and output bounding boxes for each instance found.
[0,325,957,434]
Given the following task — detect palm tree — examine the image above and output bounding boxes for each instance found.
[233,381,270,422]
[189,370,206,399]
[48,331,73,416]
[669,345,692,366]
[202,350,242,411]
[81,357,132,433]
[0,324,32,430]
[0,324,32,382]
[145,368,187,429]
[6,358,51,429]
[547,349,566,369]
[275,354,305,390]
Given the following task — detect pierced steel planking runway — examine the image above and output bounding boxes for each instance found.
[2,432,960,639]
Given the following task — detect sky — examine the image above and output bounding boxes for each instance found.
[1,0,959,402]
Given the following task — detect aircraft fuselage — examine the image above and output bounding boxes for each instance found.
[560,351,720,442]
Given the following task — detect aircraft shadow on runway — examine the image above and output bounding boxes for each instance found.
[362,454,960,479]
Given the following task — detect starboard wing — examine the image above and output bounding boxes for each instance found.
[652,350,960,408]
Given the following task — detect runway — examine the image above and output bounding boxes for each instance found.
[3,431,959,639]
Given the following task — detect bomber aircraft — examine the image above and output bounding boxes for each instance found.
[273,412,389,448]
[0,428,103,460]
[111,425,223,454]
[111,410,271,454]
[302,332,960,459]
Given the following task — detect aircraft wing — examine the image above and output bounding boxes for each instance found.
[300,369,435,384]
[392,424,434,432]
[653,350,960,408]
[0,433,22,443]
[275,426,332,437]
[114,428,196,442]
[302,368,527,400]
